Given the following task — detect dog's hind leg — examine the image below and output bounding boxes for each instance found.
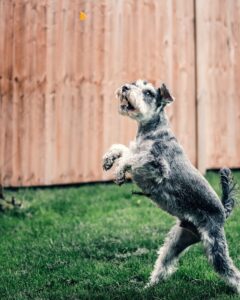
[200,224,240,293]
[146,221,200,287]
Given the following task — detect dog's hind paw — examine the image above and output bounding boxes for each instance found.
[144,281,157,289]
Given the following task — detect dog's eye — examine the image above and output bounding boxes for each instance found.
[144,90,154,97]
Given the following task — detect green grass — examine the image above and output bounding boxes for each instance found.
[0,171,240,300]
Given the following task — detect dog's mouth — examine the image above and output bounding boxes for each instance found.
[118,94,135,113]
[120,95,135,111]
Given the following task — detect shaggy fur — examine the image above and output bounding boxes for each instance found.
[102,79,239,292]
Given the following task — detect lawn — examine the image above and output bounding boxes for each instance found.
[0,171,240,300]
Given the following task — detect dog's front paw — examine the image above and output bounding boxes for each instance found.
[114,171,126,186]
[102,154,116,171]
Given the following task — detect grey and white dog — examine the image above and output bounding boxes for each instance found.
[102,79,239,292]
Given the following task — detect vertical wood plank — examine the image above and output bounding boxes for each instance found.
[6,0,240,186]
[1,0,14,186]
[196,0,240,172]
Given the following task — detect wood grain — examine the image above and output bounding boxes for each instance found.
[0,0,239,187]
[196,0,240,172]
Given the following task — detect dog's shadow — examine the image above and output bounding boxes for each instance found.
[88,277,235,300]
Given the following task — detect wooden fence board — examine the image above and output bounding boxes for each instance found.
[1,0,239,187]
[196,0,240,172]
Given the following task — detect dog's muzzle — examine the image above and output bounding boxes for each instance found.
[116,86,135,113]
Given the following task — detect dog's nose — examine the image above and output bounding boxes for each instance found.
[122,85,130,92]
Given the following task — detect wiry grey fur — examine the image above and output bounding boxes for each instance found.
[102,79,239,292]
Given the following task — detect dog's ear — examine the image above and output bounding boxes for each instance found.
[157,84,174,109]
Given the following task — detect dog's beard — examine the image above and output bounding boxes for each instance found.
[116,89,139,117]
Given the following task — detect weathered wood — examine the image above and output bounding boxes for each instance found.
[196,0,240,172]
[1,0,239,187]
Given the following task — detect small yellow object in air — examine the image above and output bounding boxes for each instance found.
[80,11,87,21]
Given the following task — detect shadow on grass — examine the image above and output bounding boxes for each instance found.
[79,278,235,300]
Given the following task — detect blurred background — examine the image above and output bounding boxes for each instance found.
[0,0,239,187]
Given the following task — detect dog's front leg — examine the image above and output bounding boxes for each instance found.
[114,154,132,185]
[102,144,130,171]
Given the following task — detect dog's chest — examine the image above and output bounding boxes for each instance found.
[129,138,153,154]
[129,139,162,188]
[128,138,177,215]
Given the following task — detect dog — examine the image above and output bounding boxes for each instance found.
[102,79,239,292]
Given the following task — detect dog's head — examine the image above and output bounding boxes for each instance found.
[116,80,174,122]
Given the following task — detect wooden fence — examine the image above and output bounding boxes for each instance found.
[0,0,239,187]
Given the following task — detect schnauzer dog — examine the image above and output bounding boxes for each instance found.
[102,79,239,292]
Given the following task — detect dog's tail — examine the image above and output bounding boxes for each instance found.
[220,168,237,219]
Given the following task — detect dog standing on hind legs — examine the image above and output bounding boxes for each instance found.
[102,79,240,292]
